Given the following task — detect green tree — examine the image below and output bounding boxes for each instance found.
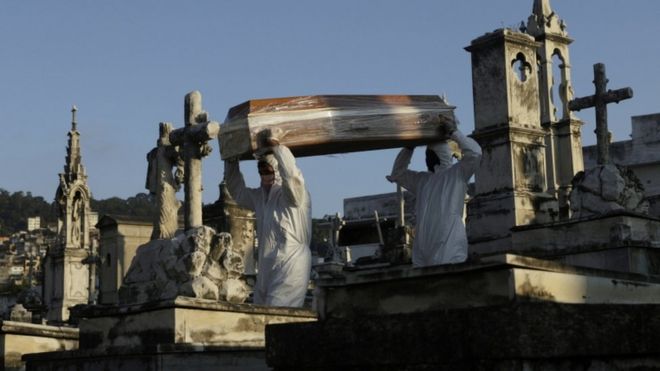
[0,189,56,235]
[0,188,160,235]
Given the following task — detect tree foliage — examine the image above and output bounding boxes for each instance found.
[0,188,158,235]
[90,192,157,219]
[0,189,56,235]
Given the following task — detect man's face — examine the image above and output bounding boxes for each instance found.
[258,163,275,188]
[425,148,440,172]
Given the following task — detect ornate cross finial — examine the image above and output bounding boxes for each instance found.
[169,91,220,231]
[71,105,78,131]
[569,63,633,165]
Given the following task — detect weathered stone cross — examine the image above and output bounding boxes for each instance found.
[568,63,633,165]
[169,91,220,231]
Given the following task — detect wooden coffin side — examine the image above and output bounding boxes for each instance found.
[219,108,455,160]
[218,117,253,160]
[226,95,446,118]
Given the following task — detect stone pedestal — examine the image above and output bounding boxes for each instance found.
[24,297,316,371]
[76,297,316,349]
[0,320,78,371]
[470,210,660,264]
[43,247,90,323]
[312,253,660,320]
[267,254,660,370]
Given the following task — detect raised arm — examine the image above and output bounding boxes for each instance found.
[451,130,482,181]
[272,144,307,207]
[386,147,427,195]
[224,158,257,211]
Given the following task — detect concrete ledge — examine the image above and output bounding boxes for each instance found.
[314,254,660,319]
[74,297,316,349]
[0,321,78,371]
[512,211,660,252]
[72,295,315,318]
[1,320,78,339]
[472,211,660,255]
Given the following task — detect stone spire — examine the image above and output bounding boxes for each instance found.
[46,105,93,322]
[533,0,552,18]
[63,105,86,184]
[56,105,91,249]
[526,0,568,37]
[523,0,581,219]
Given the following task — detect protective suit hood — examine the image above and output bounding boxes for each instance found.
[257,153,282,186]
[427,141,453,173]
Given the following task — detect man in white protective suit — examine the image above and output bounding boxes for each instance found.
[224,132,312,307]
[386,121,482,267]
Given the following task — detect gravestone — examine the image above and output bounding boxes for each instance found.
[120,91,250,304]
[583,113,660,217]
[568,63,647,218]
[170,91,220,231]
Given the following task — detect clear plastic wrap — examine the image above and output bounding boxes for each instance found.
[219,95,456,160]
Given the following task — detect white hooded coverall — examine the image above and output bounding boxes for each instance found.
[225,145,312,307]
[387,130,482,267]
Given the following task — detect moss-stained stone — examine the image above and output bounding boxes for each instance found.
[74,296,315,350]
[315,254,660,320]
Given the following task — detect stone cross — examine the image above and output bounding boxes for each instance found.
[169,91,220,231]
[568,63,633,165]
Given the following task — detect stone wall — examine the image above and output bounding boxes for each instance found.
[97,215,153,305]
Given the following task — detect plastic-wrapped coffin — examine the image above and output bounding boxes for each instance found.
[219,95,456,160]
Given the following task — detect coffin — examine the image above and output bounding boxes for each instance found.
[218,95,456,160]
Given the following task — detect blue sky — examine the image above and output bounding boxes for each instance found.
[1,1,659,217]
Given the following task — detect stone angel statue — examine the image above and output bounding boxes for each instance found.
[146,122,184,240]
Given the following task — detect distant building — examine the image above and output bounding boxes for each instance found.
[8,266,24,277]
[27,217,41,232]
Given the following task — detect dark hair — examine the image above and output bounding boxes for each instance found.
[425,148,440,172]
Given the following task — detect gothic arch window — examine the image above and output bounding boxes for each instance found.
[551,49,570,120]
[512,52,532,82]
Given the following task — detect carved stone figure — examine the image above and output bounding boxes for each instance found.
[569,164,649,219]
[146,122,184,240]
[70,192,83,246]
[118,226,250,304]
